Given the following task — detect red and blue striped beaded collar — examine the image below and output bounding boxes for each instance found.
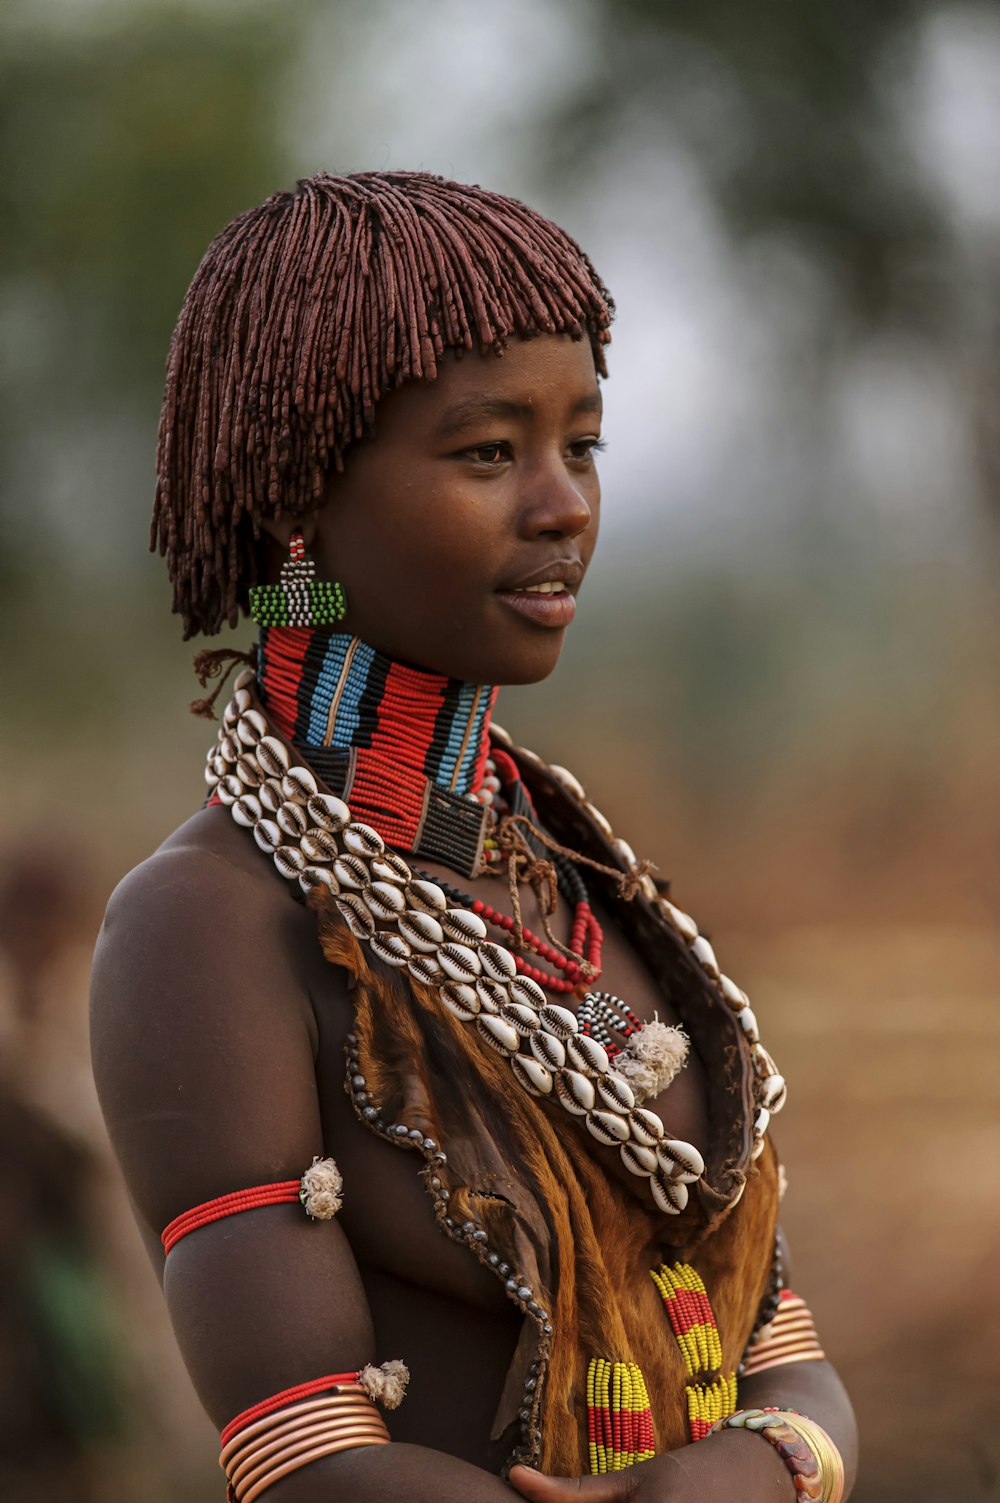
[256,626,499,874]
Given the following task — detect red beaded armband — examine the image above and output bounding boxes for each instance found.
[161,1158,343,1255]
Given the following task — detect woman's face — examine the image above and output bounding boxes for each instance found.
[304,333,604,685]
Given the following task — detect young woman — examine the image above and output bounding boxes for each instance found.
[91,171,857,1503]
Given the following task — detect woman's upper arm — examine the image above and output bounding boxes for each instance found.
[90,846,375,1430]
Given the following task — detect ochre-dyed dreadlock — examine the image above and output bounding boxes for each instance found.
[152,170,615,638]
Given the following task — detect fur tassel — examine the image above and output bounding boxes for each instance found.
[359,1359,410,1410]
[299,1155,344,1220]
[614,1018,689,1102]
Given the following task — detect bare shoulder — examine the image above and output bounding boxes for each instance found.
[90,808,339,1237]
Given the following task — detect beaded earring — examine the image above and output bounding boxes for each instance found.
[249,530,347,628]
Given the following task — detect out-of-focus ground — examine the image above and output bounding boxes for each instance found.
[2,1,999,1499]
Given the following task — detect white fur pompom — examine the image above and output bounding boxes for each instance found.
[299,1156,343,1220]
[359,1359,410,1409]
[615,1019,689,1102]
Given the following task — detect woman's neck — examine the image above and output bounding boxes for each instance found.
[256,626,498,857]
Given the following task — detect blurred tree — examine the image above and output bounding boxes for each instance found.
[546,0,946,328]
[0,2,314,608]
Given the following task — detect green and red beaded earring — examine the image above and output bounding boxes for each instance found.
[249,530,347,628]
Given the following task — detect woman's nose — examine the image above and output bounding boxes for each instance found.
[518,461,594,540]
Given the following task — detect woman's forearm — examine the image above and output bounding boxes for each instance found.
[252,1439,517,1503]
[739,1359,859,1495]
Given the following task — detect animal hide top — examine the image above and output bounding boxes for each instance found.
[312,753,780,1476]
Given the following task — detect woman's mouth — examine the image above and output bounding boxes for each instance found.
[495,580,577,628]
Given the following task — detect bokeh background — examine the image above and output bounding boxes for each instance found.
[1,1,998,1499]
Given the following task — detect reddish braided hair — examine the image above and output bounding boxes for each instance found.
[152,170,615,638]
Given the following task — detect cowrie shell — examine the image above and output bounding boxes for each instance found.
[586,1110,630,1146]
[511,1053,553,1096]
[540,1004,578,1040]
[204,761,222,786]
[751,1134,767,1161]
[273,845,306,879]
[554,1070,595,1115]
[761,1074,787,1113]
[364,881,406,920]
[217,774,242,805]
[596,1073,635,1113]
[306,792,350,831]
[720,974,748,1010]
[301,828,339,863]
[754,1107,771,1138]
[397,912,443,952]
[256,735,291,777]
[584,801,613,840]
[299,865,338,896]
[509,976,547,1011]
[277,802,308,838]
[650,1173,688,1215]
[232,794,262,828]
[259,778,284,813]
[475,977,508,1015]
[500,1001,541,1035]
[613,837,637,869]
[620,1142,658,1177]
[478,942,517,982]
[371,853,411,885]
[660,899,698,943]
[549,764,586,801]
[738,1006,759,1043]
[628,1107,665,1147]
[337,893,375,938]
[407,954,443,986]
[252,818,281,852]
[440,908,488,944]
[406,879,447,913]
[530,1031,566,1070]
[439,943,481,982]
[476,1014,519,1056]
[369,930,411,969]
[219,733,239,764]
[566,1034,610,1076]
[281,766,318,804]
[343,822,384,858]
[235,754,262,788]
[236,709,267,747]
[441,982,479,1021]
[691,934,719,976]
[639,873,659,901]
[222,700,239,729]
[332,854,369,890]
[658,1139,705,1182]
[234,668,255,692]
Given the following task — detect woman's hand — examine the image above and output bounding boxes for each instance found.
[509,1427,795,1502]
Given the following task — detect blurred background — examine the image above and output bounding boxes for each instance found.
[1,0,998,1498]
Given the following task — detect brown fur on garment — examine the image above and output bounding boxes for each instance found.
[316,913,779,1474]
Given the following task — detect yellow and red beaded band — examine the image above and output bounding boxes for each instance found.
[741,1290,825,1377]
[585,1359,656,1473]
[650,1262,738,1441]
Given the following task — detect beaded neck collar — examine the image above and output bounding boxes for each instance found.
[257,627,499,873]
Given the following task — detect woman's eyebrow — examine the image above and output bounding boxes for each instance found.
[434,390,602,440]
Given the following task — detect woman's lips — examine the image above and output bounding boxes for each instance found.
[495,588,577,628]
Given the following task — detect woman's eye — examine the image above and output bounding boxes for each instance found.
[568,436,606,461]
[467,442,511,464]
